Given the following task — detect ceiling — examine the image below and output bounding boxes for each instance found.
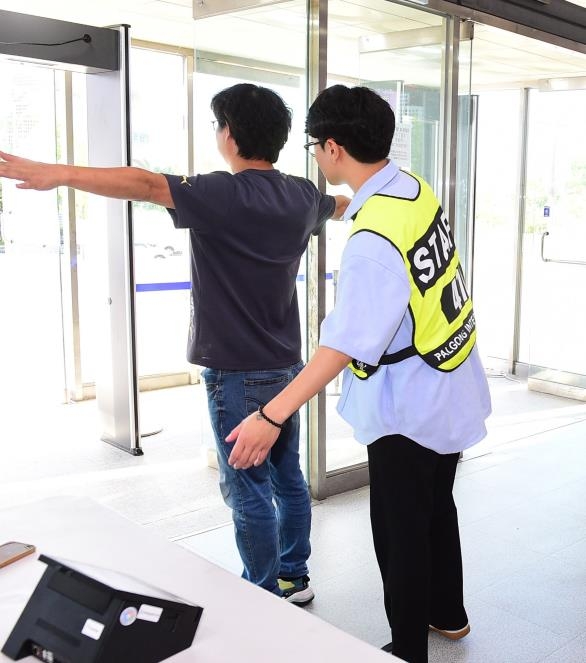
[0,0,197,48]
[1,0,586,87]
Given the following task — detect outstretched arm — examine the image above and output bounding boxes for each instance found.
[0,151,173,208]
[332,194,351,220]
[225,346,351,469]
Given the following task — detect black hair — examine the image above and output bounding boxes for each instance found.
[211,83,292,163]
[305,85,395,163]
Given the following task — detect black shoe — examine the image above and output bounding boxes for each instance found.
[429,623,470,640]
[381,642,393,653]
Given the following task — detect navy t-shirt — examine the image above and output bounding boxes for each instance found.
[164,169,335,370]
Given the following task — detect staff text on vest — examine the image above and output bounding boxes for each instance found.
[407,208,455,295]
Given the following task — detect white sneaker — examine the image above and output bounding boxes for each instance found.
[278,575,315,606]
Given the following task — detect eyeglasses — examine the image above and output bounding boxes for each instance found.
[303,140,321,156]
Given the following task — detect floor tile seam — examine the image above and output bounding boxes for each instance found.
[460,528,550,572]
[457,482,560,504]
[457,448,542,474]
[473,418,586,456]
[462,522,586,558]
[542,545,586,572]
[529,474,586,495]
[311,500,368,514]
[141,508,231,530]
[463,554,549,598]
[472,586,586,639]
[506,417,586,446]
[537,631,586,661]
[493,522,586,555]
[457,486,582,514]
[0,465,198,485]
[305,573,373,588]
[468,596,572,641]
[455,467,544,492]
[484,423,586,445]
[486,410,586,426]
[467,440,586,463]
[455,494,530,524]
[305,559,376,586]
[456,483,586,522]
[168,519,233,542]
[526,498,586,521]
[457,455,505,476]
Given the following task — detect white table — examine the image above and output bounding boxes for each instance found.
[0,497,395,662]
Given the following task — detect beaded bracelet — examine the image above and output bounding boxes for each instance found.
[256,404,284,430]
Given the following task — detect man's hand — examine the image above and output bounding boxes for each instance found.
[225,412,281,470]
[0,151,62,191]
[225,347,351,470]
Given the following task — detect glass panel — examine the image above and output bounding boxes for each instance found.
[470,24,586,373]
[325,0,446,472]
[70,72,99,386]
[471,88,522,366]
[130,47,191,378]
[0,62,65,425]
[0,63,63,395]
[455,36,474,277]
[192,0,310,474]
[524,87,586,390]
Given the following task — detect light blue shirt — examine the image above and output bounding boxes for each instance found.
[319,161,492,453]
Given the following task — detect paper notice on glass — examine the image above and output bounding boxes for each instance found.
[390,123,411,170]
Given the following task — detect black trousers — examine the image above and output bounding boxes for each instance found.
[367,435,468,663]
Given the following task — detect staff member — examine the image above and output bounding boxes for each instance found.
[226,85,491,663]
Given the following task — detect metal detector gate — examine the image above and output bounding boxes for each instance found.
[0,11,142,454]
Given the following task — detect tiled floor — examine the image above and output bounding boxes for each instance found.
[2,375,586,661]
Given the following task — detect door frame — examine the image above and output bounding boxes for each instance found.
[307,1,471,499]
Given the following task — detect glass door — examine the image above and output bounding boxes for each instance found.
[523,85,586,397]
[190,0,473,497]
[468,24,586,381]
[192,0,311,474]
[319,0,472,494]
[128,44,195,439]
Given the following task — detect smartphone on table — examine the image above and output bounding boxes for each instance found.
[0,541,36,568]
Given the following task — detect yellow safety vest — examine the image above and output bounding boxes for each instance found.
[348,172,476,378]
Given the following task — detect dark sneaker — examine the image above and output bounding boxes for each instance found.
[278,575,315,606]
[429,623,470,640]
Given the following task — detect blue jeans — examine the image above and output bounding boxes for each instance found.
[202,361,311,595]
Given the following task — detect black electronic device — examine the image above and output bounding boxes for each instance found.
[2,555,203,663]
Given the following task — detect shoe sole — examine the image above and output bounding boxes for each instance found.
[429,624,470,640]
[284,587,315,607]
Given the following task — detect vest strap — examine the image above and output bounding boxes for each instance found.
[379,345,417,365]
[348,345,417,381]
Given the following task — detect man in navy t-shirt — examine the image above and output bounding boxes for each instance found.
[0,83,349,604]
[164,84,347,603]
